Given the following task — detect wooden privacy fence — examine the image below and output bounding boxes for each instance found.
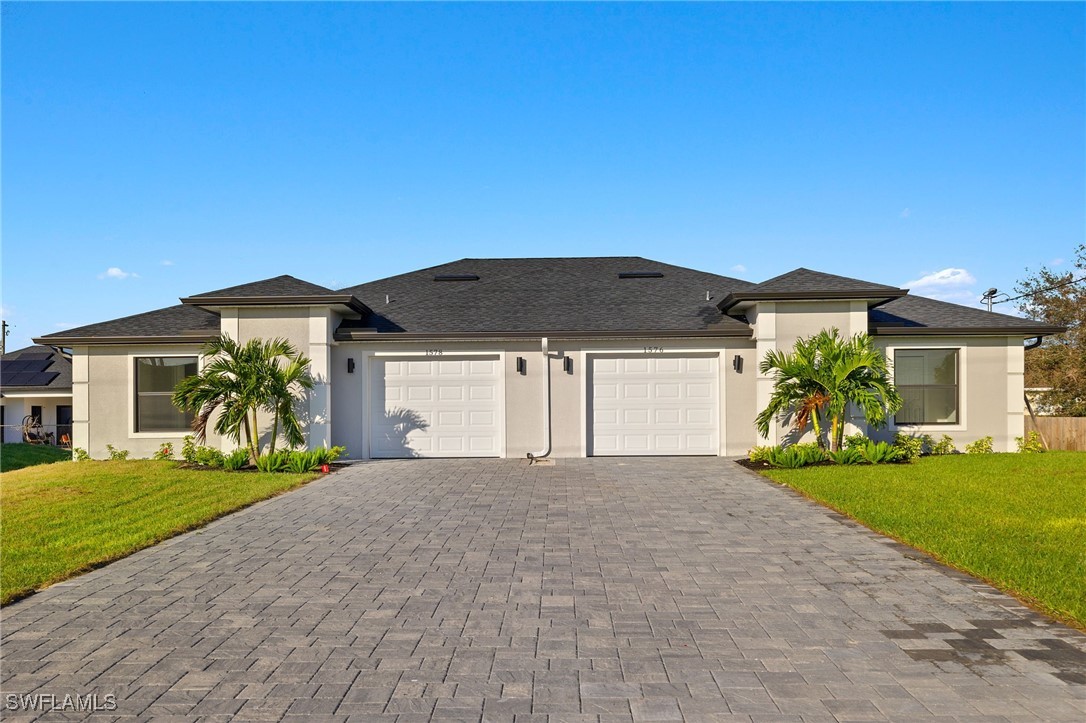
[1024,416,1086,451]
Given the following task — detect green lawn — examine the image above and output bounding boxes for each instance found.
[761,452,1086,628]
[1,443,72,472]
[1,460,318,604]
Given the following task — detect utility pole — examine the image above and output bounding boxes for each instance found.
[1,320,7,355]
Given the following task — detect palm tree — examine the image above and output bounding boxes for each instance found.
[172,335,313,463]
[264,348,314,456]
[755,328,902,451]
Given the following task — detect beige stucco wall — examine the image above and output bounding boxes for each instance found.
[224,306,339,452]
[81,344,217,459]
[750,300,870,446]
[875,336,1024,452]
[332,337,758,459]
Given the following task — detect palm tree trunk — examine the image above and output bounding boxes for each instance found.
[251,409,261,457]
[829,415,839,452]
[811,411,824,450]
[241,413,257,464]
[269,413,279,456]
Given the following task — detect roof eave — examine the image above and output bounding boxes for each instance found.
[869,324,1068,337]
[32,334,217,346]
[333,328,755,342]
[717,289,909,312]
[180,294,371,315]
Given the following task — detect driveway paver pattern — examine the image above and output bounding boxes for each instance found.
[1,458,1084,721]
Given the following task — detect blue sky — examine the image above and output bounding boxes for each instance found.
[3,3,1083,351]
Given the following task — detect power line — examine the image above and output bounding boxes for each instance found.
[993,274,1086,305]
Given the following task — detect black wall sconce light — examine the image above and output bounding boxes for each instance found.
[732,354,743,373]
[516,357,526,375]
[347,358,356,374]
[563,356,573,374]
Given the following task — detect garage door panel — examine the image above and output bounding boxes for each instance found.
[590,354,719,456]
[371,356,501,458]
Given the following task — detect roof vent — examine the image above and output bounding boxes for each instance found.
[433,274,480,282]
[618,271,664,279]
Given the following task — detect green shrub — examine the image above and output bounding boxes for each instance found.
[965,436,995,454]
[152,442,174,461]
[766,443,826,469]
[1015,431,1045,454]
[105,444,130,461]
[193,446,225,468]
[829,447,865,465]
[860,440,903,464]
[222,448,250,471]
[893,433,925,462]
[844,433,868,450]
[918,433,935,454]
[748,446,774,463]
[930,434,957,455]
[73,447,91,462]
[766,446,807,469]
[255,451,289,473]
[181,435,198,463]
[313,445,347,466]
[285,450,323,474]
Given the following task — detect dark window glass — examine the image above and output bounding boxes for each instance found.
[135,357,197,432]
[894,349,959,424]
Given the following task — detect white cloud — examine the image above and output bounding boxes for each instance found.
[904,268,976,289]
[1052,258,1064,267]
[899,208,911,219]
[161,260,174,266]
[730,264,747,274]
[98,267,139,280]
[903,267,978,303]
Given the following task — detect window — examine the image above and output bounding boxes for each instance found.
[135,357,198,432]
[894,349,959,425]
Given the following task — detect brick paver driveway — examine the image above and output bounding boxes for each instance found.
[2,459,1084,721]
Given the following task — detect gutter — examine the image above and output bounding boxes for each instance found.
[527,337,551,463]
[334,328,754,342]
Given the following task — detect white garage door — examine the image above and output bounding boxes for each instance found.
[590,354,719,456]
[369,356,502,458]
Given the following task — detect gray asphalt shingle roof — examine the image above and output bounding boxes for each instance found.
[337,257,756,334]
[869,295,1060,332]
[748,267,904,294]
[1,345,73,392]
[34,258,1062,342]
[187,275,335,298]
[37,304,221,343]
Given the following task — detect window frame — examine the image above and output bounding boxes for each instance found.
[129,353,200,437]
[888,344,966,431]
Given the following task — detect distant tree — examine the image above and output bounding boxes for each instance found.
[1015,244,1086,416]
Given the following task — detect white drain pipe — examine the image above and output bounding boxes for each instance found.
[527,337,551,461]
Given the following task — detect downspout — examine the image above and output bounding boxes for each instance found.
[1022,336,1049,450]
[527,337,551,461]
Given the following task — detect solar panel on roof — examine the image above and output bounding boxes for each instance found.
[26,372,59,386]
[3,371,36,385]
[3,360,30,372]
[18,353,52,361]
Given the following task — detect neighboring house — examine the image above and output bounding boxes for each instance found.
[34,257,1063,458]
[1,345,74,445]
